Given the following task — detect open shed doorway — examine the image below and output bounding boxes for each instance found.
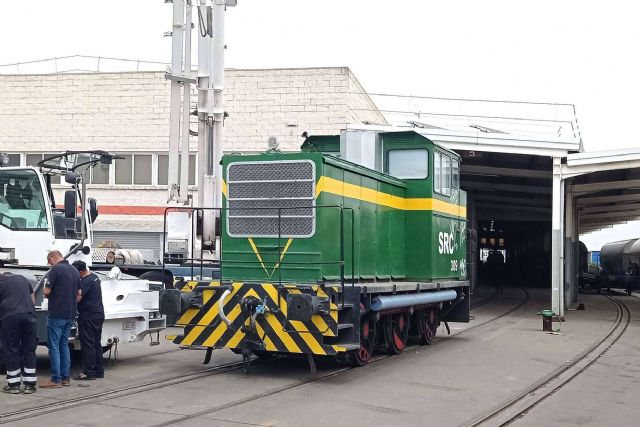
[476,220,551,290]
[457,150,554,294]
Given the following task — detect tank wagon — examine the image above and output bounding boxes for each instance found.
[161,131,470,366]
[586,239,640,294]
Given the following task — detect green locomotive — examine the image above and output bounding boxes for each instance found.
[163,130,470,366]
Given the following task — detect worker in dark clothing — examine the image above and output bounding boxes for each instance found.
[72,261,105,380]
[0,272,37,394]
[40,250,81,389]
[486,250,505,294]
[627,261,640,277]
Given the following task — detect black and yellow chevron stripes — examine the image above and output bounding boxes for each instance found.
[174,281,347,356]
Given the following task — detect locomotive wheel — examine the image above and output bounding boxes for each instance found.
[409,308,438,345]
[384,312,410,355]
[420,307,439,345]
[350,313,377,366]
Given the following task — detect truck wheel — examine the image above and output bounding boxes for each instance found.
[140,271,174,290]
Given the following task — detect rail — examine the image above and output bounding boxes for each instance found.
[464,293,630,426]
[0,286,531,424]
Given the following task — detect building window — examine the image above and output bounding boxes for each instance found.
[115,154,152,185]
[157,155,169,186]
[133,155,152,185]
[25,154,42,167]
[14,152,199,187]
[92,162,110,184]
[387,149,429,179]
[6,154,21,167]
[157,154,196,186]
[26,153,61,184]
[73,154,110,185]
[115,155,133,185]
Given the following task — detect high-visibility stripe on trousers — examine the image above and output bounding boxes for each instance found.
[0,313,37,386]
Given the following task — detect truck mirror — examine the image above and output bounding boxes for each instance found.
[64,170,81,184]
[64,190,77,219]
[88,198,99,223]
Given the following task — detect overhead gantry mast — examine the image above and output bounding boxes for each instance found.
[166,0,236,257]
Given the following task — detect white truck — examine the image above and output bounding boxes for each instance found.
[0,151,165,371]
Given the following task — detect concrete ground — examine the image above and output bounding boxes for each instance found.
[513,293,640,426]
[0,286,634,426]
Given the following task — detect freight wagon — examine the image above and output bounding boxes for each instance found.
[580,239,640,295]
[161,130,470,367]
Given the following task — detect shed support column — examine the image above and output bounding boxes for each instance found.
[468,193,478,294]
[564,186,578,309]
[551,157,564,319]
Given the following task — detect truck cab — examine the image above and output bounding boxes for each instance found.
[0,165,92,267]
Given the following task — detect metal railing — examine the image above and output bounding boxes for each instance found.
[161,205,355,308]
[0,55,169,75]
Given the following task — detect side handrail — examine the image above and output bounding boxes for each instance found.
[161,204,353,313]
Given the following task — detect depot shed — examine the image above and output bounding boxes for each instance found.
[345,114,640,318]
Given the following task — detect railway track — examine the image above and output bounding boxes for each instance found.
[0,359,249,424]
[463,294,632,427]
[0,288,529,425]
[470,289,500,310]
[153,287,531,427]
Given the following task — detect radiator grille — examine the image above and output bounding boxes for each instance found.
[227,160,316,237]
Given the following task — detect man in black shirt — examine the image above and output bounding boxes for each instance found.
[72,261,105,380]
[0,272,37,394]
[40,250,81,389]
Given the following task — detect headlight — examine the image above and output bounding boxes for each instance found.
[267,136,279,150]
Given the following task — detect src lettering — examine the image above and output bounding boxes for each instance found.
[438,232,455,255]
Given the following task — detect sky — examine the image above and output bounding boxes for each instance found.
[2,0,639,250]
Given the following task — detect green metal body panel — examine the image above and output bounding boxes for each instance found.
[220,132,467,284]
[318,156,407,281]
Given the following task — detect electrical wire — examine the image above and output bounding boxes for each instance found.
[366,91,575,107]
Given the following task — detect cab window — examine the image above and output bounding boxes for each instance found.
[442,155,452,196]
[0,169,49,230]
[434,152,442,192]
[434,151,459,197]
[387,149,429,179]
[452,159,460,188]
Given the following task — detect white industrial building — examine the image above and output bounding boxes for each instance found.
[0,66,385,257]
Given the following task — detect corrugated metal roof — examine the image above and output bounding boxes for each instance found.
[567,149,640,167]
[347,124,581,157]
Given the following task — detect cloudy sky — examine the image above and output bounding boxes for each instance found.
[2,0,638,249]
